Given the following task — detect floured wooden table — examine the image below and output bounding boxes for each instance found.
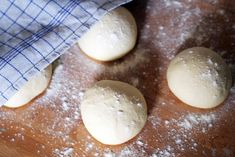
[0,0,235,156]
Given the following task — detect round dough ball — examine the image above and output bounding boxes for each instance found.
[78,7,137,61]
[4,65,52,108]
[81,80,147,145]
[167,47,232,109]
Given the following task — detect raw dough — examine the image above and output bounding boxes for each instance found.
[78,7,137,61]
[167,47,232,109]
[80,80,147,145]
[4,65,52,108]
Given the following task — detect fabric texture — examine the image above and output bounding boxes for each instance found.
[0,0,131,105]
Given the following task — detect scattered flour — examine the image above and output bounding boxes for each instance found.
[0,0,234,156]
[151,145,175,157]
[177,113,216,130]
[54,147,74,157]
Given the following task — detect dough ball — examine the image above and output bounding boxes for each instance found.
[4,65,52,108]
[78,7,137,61]
[81,80,147,145]
[167,47,232,109]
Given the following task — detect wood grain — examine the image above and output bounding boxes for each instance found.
[0,0,235,156]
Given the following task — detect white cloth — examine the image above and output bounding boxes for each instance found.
[0,0,131,105]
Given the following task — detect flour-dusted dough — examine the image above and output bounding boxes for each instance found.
[167,47,232,109]
[4,65,52,108]
[81,80,147,145]
[78,7,137,61]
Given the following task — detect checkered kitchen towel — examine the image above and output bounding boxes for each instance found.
[0,0,132,105]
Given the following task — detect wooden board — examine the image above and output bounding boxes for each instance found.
[0,0,235,156]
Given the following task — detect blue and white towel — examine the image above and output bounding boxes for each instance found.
[0,0,131,105]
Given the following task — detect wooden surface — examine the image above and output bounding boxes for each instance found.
[0,0,235,156]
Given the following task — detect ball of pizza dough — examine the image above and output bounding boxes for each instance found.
[167,47,232,109]
[81,80,147,145]
[78,7,137,61]
[4,65,52,108]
